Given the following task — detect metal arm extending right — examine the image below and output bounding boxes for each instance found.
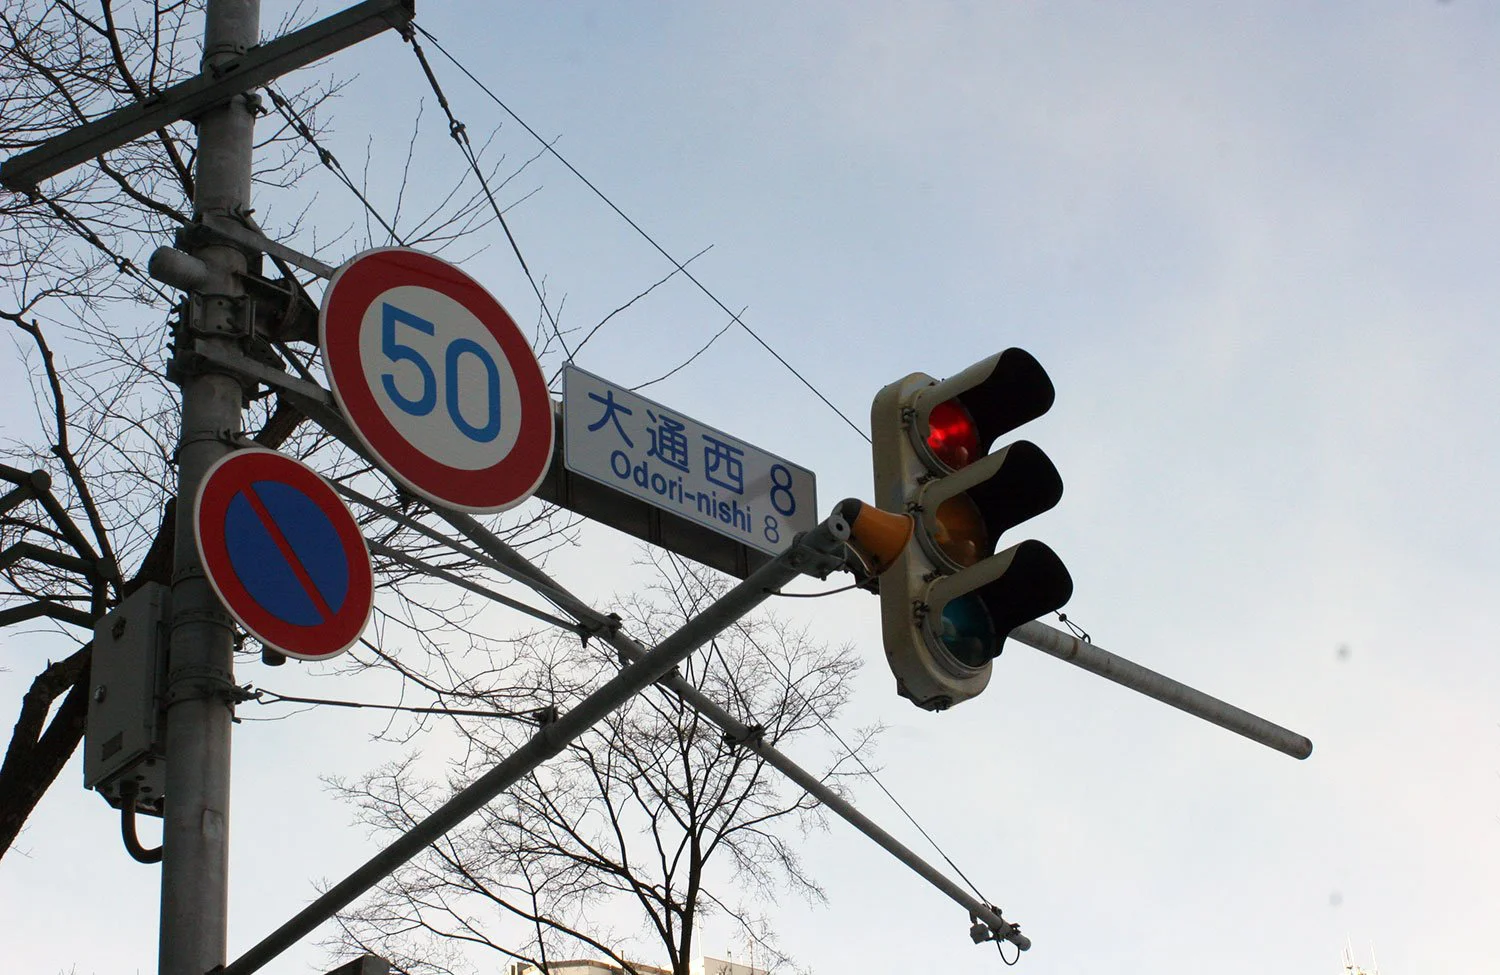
[1010,621,1313,760]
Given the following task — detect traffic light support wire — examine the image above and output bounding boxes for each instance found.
[409,22,872,445]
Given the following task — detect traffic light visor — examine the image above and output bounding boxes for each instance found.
[925,539,1073,665]
[916,441,1063,572]
[911,348,1055,465]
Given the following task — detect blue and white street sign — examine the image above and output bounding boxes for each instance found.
[562,365,817,557]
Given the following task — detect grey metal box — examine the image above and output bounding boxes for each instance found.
[84,583,168,810]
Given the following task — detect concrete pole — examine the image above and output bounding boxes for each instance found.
[159,0,259,972]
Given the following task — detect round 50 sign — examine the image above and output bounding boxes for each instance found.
[320,248,554,512]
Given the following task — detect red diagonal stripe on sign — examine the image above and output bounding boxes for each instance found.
[242,484,335,622]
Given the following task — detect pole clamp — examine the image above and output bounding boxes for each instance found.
[164,663,240,707]
[168,605,236,633]
[170,563,208,586]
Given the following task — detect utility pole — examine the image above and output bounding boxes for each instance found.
[2,3,412,971]
[159,0,257,971]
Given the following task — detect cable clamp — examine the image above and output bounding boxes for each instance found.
[583,612,623,647]
[724,723,766,749]
[164,663,239,707]
[969,905,1021,946]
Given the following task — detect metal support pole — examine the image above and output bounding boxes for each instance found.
[1010,621,1313,760]
[431,508,1031,948]
[176,345,1046,951]
[617,642,1031,950]
[159,1,258,972]
[216,513,852,975]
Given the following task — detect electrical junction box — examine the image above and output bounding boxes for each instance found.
[85,582,169,813]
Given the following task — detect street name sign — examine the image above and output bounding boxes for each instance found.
[320,247,554,513]
[195,448,374,660]
[562,364,816,557]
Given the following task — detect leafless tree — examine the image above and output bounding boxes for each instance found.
[2,8,865,973]
[328,550,875,975]
[0,0,565,859]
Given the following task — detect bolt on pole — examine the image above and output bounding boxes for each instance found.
[158,0,259,972]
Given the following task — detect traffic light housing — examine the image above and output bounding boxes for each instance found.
[871,348,1073,710]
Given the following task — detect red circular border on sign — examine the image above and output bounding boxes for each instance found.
[195,449,374,661]
[320,248,555,512]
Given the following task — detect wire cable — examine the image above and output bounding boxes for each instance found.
[27,192,174,303]
[402,31,573,361]
[263,84,407,246]
[768,581,862,598]
[751,619,993,905]
[409,23,871,445]
[250,687,553,724]
[118,782,163,864]
[662,553,993,906]
[1055,610,1090,644]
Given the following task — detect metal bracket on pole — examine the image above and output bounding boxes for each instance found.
[0,0,415,192]
[198,215,337,281]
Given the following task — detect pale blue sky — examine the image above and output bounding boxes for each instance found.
[4,3,1498,973]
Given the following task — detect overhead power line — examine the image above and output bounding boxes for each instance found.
[402,30,574,361]
[409,22,871,445]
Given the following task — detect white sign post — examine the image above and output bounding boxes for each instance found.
[562,365,816,557]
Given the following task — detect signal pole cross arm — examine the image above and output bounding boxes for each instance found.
[1010,619,1313,759]
[0,0,415,193]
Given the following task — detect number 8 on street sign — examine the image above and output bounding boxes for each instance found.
[320,248,555,512]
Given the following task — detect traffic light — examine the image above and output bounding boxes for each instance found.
[868,348,1073,710]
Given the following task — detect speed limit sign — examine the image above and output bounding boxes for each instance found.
[320,248,554,512]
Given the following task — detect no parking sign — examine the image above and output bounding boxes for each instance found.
[195,449,373,660]
[320,248,555,512]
